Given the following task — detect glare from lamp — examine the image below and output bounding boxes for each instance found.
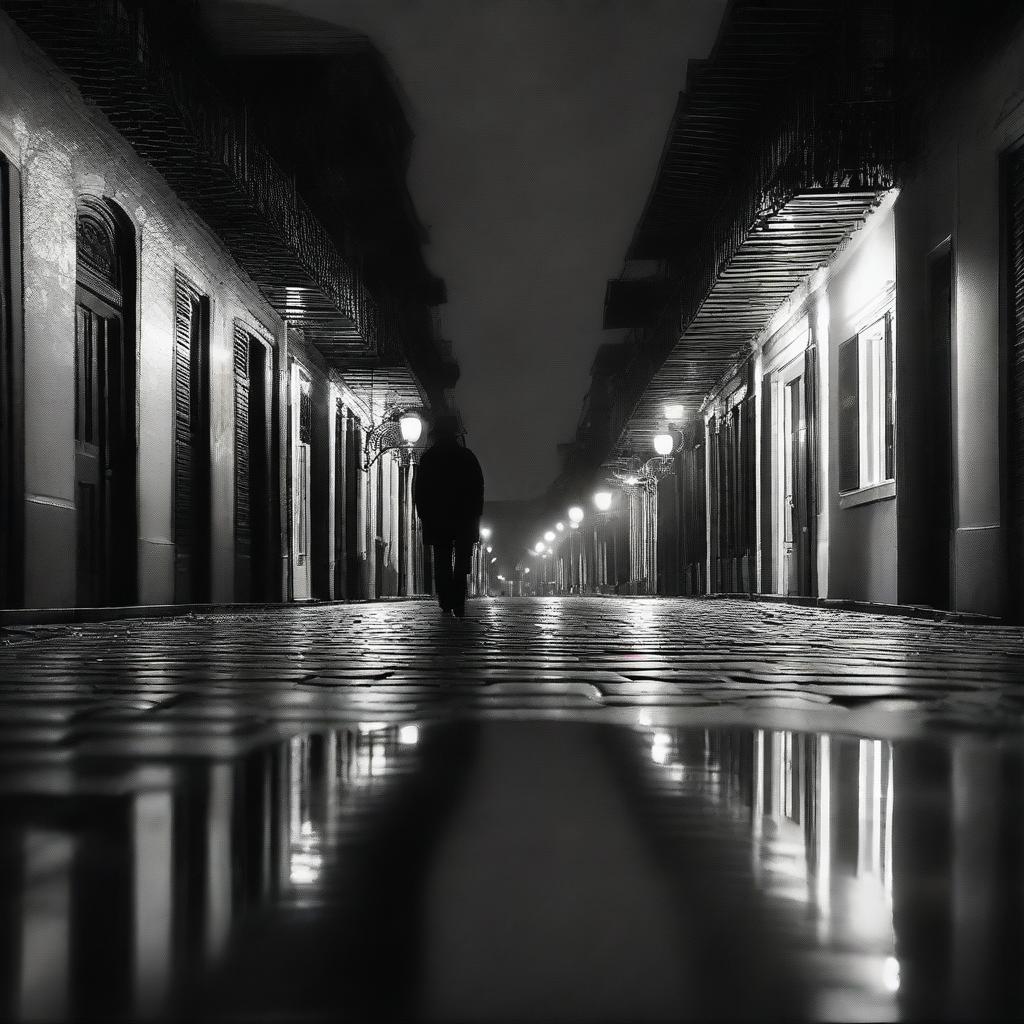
[399,413,422,444]
[568,506,584,524]
[593,490,612,512]
[556,522,564,531]
[653,433,674,456]
[534,541,545,553]
[544,530,555,542]
[479,526,492,540]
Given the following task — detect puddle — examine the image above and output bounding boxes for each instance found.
[0,718,1021,1021]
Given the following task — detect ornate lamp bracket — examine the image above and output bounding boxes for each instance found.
[612,454,675,492]
[361,404,427,471]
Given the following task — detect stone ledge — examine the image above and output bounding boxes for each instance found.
[0,594,433,627]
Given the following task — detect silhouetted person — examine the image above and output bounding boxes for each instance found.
[413,414,485,617]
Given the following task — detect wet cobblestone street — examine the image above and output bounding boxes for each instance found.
[1,597,1023,1021]
[3,597,1024,752]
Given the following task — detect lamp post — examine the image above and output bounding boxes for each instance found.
[567,506,584,592]
[478,526,492,597]
[592,490,613,591]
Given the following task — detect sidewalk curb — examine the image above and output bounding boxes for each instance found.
[0,595,432,628]
[592,590,1002,625]
[700,591,1003,626]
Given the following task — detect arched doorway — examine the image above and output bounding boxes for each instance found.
[74,197,137,606]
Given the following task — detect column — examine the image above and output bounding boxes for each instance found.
[354,423,368,599]
[390,456,400,595]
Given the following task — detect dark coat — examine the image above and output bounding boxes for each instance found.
[413,439,485,545]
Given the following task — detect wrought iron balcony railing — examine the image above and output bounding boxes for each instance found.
[1,0,378,355]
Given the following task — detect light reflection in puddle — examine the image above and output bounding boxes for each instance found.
[0,720,1019,1021]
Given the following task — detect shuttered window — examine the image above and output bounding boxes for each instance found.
[838,337,860,493]
[233,321,252,585]
[1008,149,1024,611]
[839,312,895,494]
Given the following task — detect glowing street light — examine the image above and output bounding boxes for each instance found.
[593,490,612,512]
[544,530,555,542]
[479,526,492,541]
[624,474,640,486]
[653,433,674,456]
[556,522,564,531]
[568,506,584,525]
[534,541,545,554]
[399,413,422,444]
[486,545,493,553]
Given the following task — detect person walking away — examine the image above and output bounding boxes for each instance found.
[413,414,485,617]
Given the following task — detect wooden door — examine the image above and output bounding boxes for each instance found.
[291,363,312,601]
[780,369,809,596]
[233,324,276,602]
[333,400,347,599]
[173,277,210,603]
[75,291,126,607]
[1007,152,1024,617]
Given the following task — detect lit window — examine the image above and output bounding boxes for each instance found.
[838,312,894,492]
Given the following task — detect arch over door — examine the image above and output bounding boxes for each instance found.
[74,198,136,607]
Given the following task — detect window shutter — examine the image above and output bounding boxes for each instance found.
[173,274,198,600]
[233,322,251,598]
[838,336,860,492]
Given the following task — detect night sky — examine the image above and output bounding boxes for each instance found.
[222,0,727,500]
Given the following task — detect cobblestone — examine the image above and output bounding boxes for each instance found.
[1,597,1022,776]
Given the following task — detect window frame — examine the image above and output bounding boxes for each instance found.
[838,309,896,509]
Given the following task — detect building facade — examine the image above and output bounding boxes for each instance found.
[0,1,458,610]
[550,0,1024,620]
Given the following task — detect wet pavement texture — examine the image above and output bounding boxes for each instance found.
[1,596,1023,1021]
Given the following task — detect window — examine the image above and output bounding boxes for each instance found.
[838,312,894,494]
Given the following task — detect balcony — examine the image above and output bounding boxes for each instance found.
[1,0,377,360]
[603,1,900,464]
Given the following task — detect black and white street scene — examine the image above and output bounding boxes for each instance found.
[1,1,1024,1020]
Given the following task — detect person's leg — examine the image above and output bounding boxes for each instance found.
[451,539,473,616]
[432,541,454,611]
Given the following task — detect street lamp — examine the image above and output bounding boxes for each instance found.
[556,522,564,531]
[544,530,555,543]
[480,526,492,541]
[568,506,584,525]
[653,433,674,456]
[534,541,545,554]
[593,490,612,512]
[399,413,423,444]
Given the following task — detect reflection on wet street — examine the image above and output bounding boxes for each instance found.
[2,717,1021,1021]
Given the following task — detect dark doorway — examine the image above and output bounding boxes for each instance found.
[173,274,211,603]
[1007,151,1024,618]
[784,372,812,596]
[74,199,136,608]
[333,399,347,599]
[922,244,954,609]
[345,416,362,598]
[234,323,277,602]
